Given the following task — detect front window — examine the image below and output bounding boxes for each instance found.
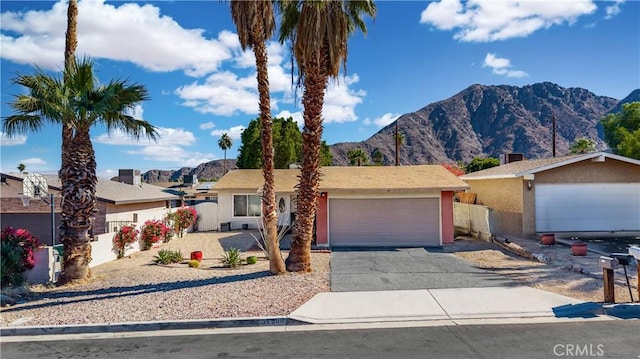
[233,194,261,217]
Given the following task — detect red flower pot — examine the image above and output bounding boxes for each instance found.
[190,251,203,261]
[571,241,588,256]
[540,233,555,245]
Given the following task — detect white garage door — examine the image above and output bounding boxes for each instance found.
[535,183,640,233]
[329,198,440,247]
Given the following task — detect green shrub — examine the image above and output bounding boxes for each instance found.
[188,259,200,268]
[221,247,243,268]
[153,249,184,265]
[1,242,26,287]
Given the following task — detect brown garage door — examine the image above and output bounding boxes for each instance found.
[329,198,440,247]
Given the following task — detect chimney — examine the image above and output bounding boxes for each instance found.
[501,153,524,165]
[119,169,141,186]
[183,174,198,186]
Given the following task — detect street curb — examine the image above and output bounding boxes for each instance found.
[0,316,308,337]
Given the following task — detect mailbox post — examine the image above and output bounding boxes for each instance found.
[598,256,618,303]
[628,246,640,302]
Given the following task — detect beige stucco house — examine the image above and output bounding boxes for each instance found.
[215,165,469,247]
[460,152,640,237]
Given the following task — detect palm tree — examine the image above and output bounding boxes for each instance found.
[278,0,376,272]
[393,122,404,166]
[568,137,596,155]
[17,163,26,173]
[218,133,233,174]
[347,147,368,166]
[229,0,285,274]
[3,57,157,283]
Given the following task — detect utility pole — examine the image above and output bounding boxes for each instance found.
[395,122,400,166]
[552,114,557,157]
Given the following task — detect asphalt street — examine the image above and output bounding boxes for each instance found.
[2,321,638,359]
[331,247,516,291]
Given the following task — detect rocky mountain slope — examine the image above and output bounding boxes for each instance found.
[142,82,636,182]
[331,82,622,165]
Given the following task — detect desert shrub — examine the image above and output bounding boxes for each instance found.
[153,249,184,265]
[188,259,200,268]
[1,227,39,288]
[250,219,289,260]
[221,247,243,268]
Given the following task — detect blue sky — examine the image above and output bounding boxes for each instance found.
[1,0,638,178]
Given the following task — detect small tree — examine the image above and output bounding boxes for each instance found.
[113,225,139,259]
[16,163,26,173]
[371,148,384,165]
[465,157,500,173]
[170,207,197,237]
[601,102,640,159]
[568,137,596,155]
[347,147,369,166]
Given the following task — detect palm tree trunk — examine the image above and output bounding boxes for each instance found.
[58,129,97,283]
[286,52,328,272]
[59,0,78,279]
[254,22,286,274]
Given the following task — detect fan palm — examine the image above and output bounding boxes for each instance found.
[230,0,286,274]
[347,147,369,166]
[3,57,157,283]
[278,0,376,272]
[218,133,233,174]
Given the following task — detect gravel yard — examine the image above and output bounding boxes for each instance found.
[1,234,636,328]
[0,231,329,327]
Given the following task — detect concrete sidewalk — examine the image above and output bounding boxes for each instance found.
[290,286,633,324]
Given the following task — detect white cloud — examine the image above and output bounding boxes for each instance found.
[364,113,401,128]
[20,157,46,165]
[420,0,597,42]
[0,0,232,76]
[322,74,366,123]
[1,132,27,146]
[483,53,529,78]
[199,122,215,130]
[210,126,245,140]
[605,0,625,19]
[275,110,304,128]
[126,145,215,167]
[125,104,144,120]
[174,41,293,116]
[94,127,196,146]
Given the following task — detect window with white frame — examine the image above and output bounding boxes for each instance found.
[233,194,261,217]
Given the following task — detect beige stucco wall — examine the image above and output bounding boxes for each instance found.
[534,158,640,183]
[466,177,526,235]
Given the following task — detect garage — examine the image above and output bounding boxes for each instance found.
[329,198,441,247]
[535,183,640,233]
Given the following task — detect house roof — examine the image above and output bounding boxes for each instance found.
[215,165,469,192]
[460,152,640,180]
[1,173,179,205]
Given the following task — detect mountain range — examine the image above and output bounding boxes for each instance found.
[142,82,637,182]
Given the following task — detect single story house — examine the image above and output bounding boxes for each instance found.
[214,165,469,247]
[1,170,180,267]
[460,152,640,237]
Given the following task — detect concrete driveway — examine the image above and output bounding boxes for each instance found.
[330,247,517,292]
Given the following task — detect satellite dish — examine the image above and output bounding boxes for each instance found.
[22,173,48,199]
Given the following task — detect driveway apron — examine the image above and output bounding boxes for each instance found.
[330,247,516,292]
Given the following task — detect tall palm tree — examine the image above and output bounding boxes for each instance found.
[278,0,376,272]
[3,57,157,283]
[393,122,404,166]
[59,0,78,282]
[230,0,286,274]
[218,133,233,174]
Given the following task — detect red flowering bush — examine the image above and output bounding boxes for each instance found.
[442,163,465,177]
[1,227,39,287]
[172,207,197,238]
[140,220,170,250]
[113,225,139,258]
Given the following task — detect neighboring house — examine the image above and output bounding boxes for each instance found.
[215,165,469,247]
[1,170,180,267]
[460,152,640,237]
[153,180,219,231]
